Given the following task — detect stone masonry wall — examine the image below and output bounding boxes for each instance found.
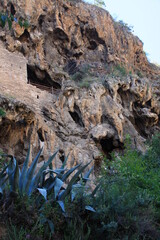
[0,41,27,85]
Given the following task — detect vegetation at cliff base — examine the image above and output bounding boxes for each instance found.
[0,134,159,239]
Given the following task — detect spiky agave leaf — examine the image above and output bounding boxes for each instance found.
[28,149,59,195]
[91,183,100,197]
[12,160,20,192]
[71,183,83,202]
[82,166,94,184]
[19,144,31,193]
[59,161,92,201]
[60,153,69,170]
[85,205,96,212]
[39,162,46,188]
[61,164,81,182]
[57,200,65,212]
[37,188,47,200]
[44,168,67,175]
[0,164,8,192]
[49,162,53,178]
[23,148,43,194]
[7,156,16,190]
[54,178,63,199]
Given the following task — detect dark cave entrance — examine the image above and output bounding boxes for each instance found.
[100,137,115,155]
[98,136,124,159]
[10,3,16,16]
[69,104,84,127]
[27,65,61,94]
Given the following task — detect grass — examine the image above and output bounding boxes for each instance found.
[3,224,27,240]
[110,64,127,77]
[71,64,100,88]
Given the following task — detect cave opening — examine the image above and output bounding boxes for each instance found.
[27,65,61,93]
[38,14,45,27]
[10,3,16,15]
[37,128,44,142]
[145,99,152,107]
[69,104,84,127]
[134,117,148,138]
[99,137,124,159]
[88,40,98,50]
[19,29,30,43]
[100,137,114,155]
[59,149,65,163]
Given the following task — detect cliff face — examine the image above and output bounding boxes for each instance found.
[1,0,160,78]
[0,0,160,171]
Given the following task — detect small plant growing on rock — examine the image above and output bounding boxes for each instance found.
[94,0,106,8]
[0,108,6,117]
[71,64,100,88]
[110,64,127,77]
[0,12,29,30]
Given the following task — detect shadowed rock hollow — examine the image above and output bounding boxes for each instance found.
[0,0,160,172]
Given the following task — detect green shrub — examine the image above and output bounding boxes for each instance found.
[92,134,160,239]
[137,70,144,78]
[111,64,127,77]
[93,0,106,8]
[0,12,29,30]
[0,108,6,117]
[71,64,98,88]
[4,224,27,240]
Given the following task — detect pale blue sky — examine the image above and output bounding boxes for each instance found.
[86,0,160,64]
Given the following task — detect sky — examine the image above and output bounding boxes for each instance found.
[87,0,160,64]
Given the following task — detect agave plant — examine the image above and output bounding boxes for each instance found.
[36,155,97,234]
[0,164,9,195]
[0,146,98,236]
[1,145,58,196]
[37,154,96,213]
[0,147,97,210]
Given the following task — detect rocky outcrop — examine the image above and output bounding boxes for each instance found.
[1,0,160,81]
[0,0,160,172]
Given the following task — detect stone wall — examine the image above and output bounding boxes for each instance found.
[0,41,27,84]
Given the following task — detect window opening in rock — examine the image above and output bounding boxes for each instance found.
[37,129,45,158]
[10,3,16,15]
[38,14,45,27]
[27,65,61,94]
[145,99,151,107]
[69,104,84,127]
[101,114,108,123]
[59,149,65,163]
[37,129,44,142]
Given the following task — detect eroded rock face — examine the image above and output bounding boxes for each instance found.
[0,0,160,172]
[0,0,160,80]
